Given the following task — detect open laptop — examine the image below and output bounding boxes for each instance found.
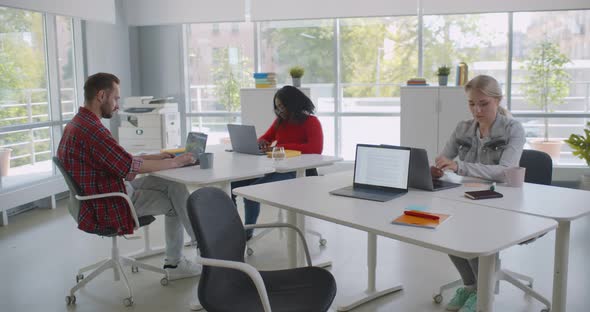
[184,132,208,166]
[330,144,411,202]
[409,147,461,191]
[227,124,266,155]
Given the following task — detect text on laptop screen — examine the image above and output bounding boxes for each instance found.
[354,145,410,189]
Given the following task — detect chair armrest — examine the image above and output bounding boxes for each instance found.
[76,192,140,231]
[197,256,272,312]
[244,222,312,266]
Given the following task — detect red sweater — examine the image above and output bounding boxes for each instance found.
[259,115,323,154]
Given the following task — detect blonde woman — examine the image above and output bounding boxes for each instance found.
[433,75,526,312]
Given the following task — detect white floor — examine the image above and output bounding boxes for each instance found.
[1,195,590,312]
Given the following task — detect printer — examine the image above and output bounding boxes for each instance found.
[118,96,181,153]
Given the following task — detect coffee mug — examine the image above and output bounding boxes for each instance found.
[199,152,214,169]
[505,167,526,187]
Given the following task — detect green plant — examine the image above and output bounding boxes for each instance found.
[523,40,571,141]
[436,65,451,76]
[564,122,590,167]
[289,66,305,78]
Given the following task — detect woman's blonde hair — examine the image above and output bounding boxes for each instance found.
[465,75,510,117]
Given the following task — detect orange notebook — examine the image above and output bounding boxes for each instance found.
[391,212,451,229]
[266,149,302,158]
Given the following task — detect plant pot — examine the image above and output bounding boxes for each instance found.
[292,77,301,87]
[0,148,12,177]
[438,75,448,86]
[528,140,562,162]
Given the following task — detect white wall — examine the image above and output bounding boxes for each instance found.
[83,0,133,135]
[125,0,245,26]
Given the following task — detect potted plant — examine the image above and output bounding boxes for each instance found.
[564,122,590,187]
[523,40,571,161]
[436,65,451,86]
[289,66,304,87]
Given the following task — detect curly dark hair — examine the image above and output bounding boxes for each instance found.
[273,86,315,126]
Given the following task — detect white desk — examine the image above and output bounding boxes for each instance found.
[233,174,557,312]
[428,177,590,312]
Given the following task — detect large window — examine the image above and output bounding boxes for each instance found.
[259,19,336,152]
[184,9,590,164]
[512,10,590,165]
[186,23,254,144]
[339,16,417,158]
[0,7,82,187]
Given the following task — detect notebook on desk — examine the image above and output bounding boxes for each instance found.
[330,144,411,202]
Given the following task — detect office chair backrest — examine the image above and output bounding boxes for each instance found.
[187,187,256,308]
[53,157,82,222]
[519,149,552,185]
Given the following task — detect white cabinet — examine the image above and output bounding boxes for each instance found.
[240,88,311,136]
[401,86,471,162]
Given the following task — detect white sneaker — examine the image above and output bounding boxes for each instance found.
[165,257,202,281]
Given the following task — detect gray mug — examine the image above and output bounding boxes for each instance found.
[199,152,214,169]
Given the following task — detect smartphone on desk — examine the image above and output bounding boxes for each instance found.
[464,190,503,200]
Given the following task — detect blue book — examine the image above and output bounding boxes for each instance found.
[253,73,268,78]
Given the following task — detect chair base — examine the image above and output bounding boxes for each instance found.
[434,265,550,312]
[67,236,168,307]
[246,207,327,255]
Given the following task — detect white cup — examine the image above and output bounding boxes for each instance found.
[505,167,526,187]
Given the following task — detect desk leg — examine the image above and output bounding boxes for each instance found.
[477,253,497,312]
[286,209,298,268]
[337,233,403,311]
[1,209,7,226]
[552,221,571,312]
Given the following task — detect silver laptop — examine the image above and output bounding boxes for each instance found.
[409,147,461,191]
[184,132,207,166]
[330,144,411,202]
[227,124,266,155]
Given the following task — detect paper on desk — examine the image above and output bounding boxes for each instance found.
[464,182,488,188]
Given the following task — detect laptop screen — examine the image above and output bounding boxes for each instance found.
[353,144,411,190]
[185,132,207,161]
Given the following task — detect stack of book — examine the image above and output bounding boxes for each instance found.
[253,72,277,88]
[406,78,428,86]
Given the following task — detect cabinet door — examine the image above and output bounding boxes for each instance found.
[437,88,471,155]
[240,89,278,136]
[401,87,438,162]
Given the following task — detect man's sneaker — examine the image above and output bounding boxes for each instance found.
[458,293,477,312]
[445,287,475,311]
[164,257,202,281]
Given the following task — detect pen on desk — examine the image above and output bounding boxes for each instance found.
[404,210,440,220]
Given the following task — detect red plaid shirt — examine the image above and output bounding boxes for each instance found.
[57,107,143,235]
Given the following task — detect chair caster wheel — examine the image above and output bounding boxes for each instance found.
[160,277,169,286]
[319,238,327,246]
[247,247,254,256]
[123,297,133,307]
[66,295,76,305]
[433,294,443,304]
[76,274,84,283]
[131,265,139,273]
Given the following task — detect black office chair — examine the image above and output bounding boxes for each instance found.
[519,149,553,185]
[187,187,337,312]
[53,157,167,307]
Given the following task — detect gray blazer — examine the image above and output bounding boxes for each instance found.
[440,113,525,182]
